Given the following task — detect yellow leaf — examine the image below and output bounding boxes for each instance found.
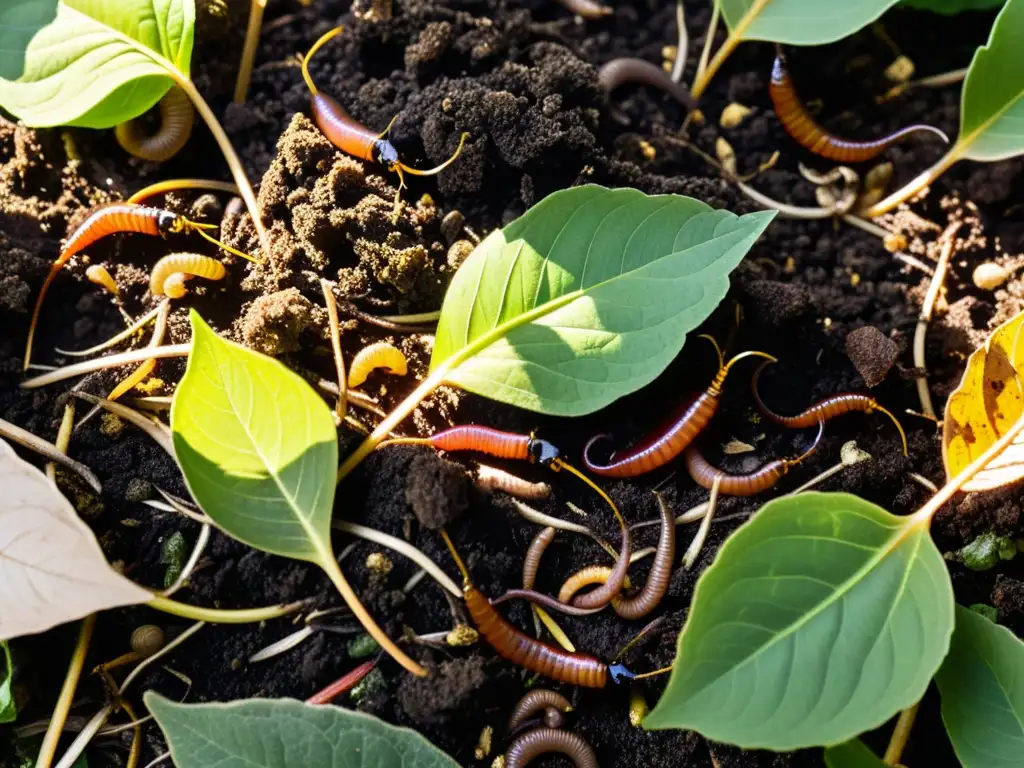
[942,310,1024,491]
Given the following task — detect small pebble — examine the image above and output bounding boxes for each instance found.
[973,262,1009,290]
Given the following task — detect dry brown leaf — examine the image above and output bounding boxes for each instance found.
[942,310,1024,491]
[0,438,151,640]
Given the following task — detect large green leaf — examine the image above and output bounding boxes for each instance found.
[0,0,194,128]
[902,0,1004,12]
[0,0,58,81]
[719,0,901,45]
[430,185,775,416]
[958,0,1024,161]
[171,311,338,565]
[935,605,1024,767]
[0,640,15,723]
[146,693,460,768]
[824,739,887,768]
[644,492,954,749]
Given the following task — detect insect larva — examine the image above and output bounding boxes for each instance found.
[301,28,468,204]
[558,0,612,19]
[508,689,573,732]
[683,419,824,496]
[24,203,252,369]
[347,342,408,387]
[115,86,195,162]
[558,565,616,604]
[522,526,556,591]
[442,530,632,688]
[479,464,552,501]
[769,51,948,163]
[752,361,908,455]
[598,57,696,110]
[149,253,226,297]
[85,265,119,297]
[505,728,598,768]
[583,338,776,477]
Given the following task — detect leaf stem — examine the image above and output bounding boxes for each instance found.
[146,595,303,623]
[234,0,266,104]
[692,0,771,99]
[883,701,920,765]
[914,227,957,420]
[127,178,239,205]
[34,615,95,768]
[863,144,964,218]
[691,0,722,96]
[319,555,427,677]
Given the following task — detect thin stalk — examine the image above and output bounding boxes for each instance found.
[127,179,239,205]
[914,229,957,419]
[671,0,688,84]
[864,144,965,218]
[119,621,205,694]
[146,595,303,623]
[320,279,347,425]
[35,615,96,768]
[119,700,142,768]
[46,401,76,485]
[306,659,377,705]
[883,701,920,765]
[0,418,100,493]
[53,706,112,768]
[55,305,161,357]
[843,215,935,275]
[72,394,174,458]
[376,309,442,324]
[21,344,191,388]
[692,0,723,95]
[683,475,721,568]
[319,554,427,676]
[534,605,576,652]
[693,0,772,99]
[234,0,267,104]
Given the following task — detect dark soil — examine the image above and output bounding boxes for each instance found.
[2,0,1023,766]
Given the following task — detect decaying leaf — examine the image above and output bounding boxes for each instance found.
[0,438,152,640]
[942,310,1024,491]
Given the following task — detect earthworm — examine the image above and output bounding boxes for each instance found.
[522,526,556,590]
[752,361,908,455]
[478,464,552,501]
[491,589,605,617]
[442,530,632,688]
[380,427,556,463]
[301,27,468,202]
[583,338,775,477]
[606,492,675,619]
[505,728,598,768]
[347,342,408,387]
[683,419,825,496]
[598,58,696,111]
[769,51,947,163]
[115,86,194,162]
[149,253,226,297]
[24,204,250,369]
[508,689,572,732]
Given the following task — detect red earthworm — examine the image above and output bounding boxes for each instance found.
[23,204,252,370]
[301,27,468,203]
[305,659,376,705]
[381,426,536,461]
[598,58,696,111]
[115,86,194,162]
[752,361,908,455]
[583,338,776,477]
[441,530,633,688]
[683,419,824,496]
[505,728,598,768]
[508,689,572,732]
[769,50,947,163]
[478,465,552,501]
[522,526,556,590]
[558,0,612,19]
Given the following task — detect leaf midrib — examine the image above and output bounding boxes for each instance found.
[681,509,924,702]
[65,5,183,75]
[959,21,1024,156]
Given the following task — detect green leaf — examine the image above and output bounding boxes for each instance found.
[0,0,194,128]
[719,0,901,45]
[171,311,338,567]
[644,492,954,749]
[430,185,774,416]
[902,0,1004,13]
[0,0,58,81]
[958,0,1024,161]
[824,739,887,768]
[935,604,1024,767]
[0,640,15,723]
[146,692,460,768]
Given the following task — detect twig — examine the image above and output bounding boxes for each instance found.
[306,659,377,705]
[73,394,175,458]
[336,298,436,333]
[35,615,96,768]
[55,305,162,357]
[883,701,920,765]
[376,309,441,324]
[914,226,958,419]
[234,0,267,104]
[320,279,348,425]
[907,472,939,493]
[53,705,112,768]
[21,344,192,388]
[0,418,101,493]
[671,0,688,84]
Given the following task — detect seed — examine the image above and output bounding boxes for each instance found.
[884,55,915,83]
[973,262,1010,290]
[719,103,753,129]
[715,137,736,176]
[131,625,165,657]
[883,233,908,253]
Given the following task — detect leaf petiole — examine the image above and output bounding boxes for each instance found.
[146,595,304,623]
